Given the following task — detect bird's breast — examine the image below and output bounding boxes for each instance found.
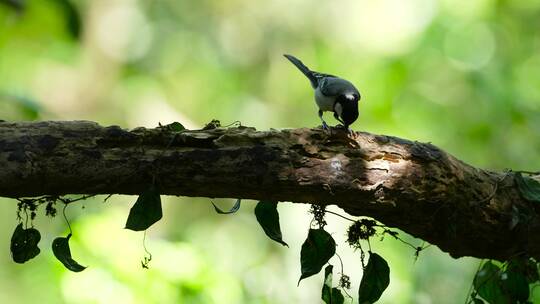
[314,87,335,112]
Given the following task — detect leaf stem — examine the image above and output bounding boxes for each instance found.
[62,203,72,235]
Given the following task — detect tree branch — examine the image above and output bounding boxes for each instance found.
[0,120,538,260]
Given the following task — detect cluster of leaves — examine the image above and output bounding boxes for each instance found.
[11,187,406,303]
[17,195,58,222]
[11,196,87,272]
[347,219,377,250]
[467,172,540,304]
[213,199,391,303]
[470,258,539,304]
[14,170,539,302]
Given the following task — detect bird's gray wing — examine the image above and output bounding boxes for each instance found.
[319,77,359,97]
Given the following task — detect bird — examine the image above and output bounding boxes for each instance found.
[283,54,361,133]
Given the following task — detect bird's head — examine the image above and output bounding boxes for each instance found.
[337,94,360,128]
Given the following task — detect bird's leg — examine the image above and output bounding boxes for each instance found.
[318,110,329,131]
[345,125,357,138]
[333,112,345,126]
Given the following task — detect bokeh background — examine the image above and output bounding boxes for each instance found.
[1,0,539,303]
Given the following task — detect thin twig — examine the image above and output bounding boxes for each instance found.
[103,194,114,203]
[325,210,356,222]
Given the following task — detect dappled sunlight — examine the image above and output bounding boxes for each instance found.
[443,22,496,70]
[327,0,437,55]
[91,0,152,62]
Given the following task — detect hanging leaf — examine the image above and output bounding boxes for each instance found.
[515,172,540,203]
[298,229,336,284]
[322,265,345,304]
[473,261,507,304]
[10,223,41,264]
[212,199,241,214]
[358,252,390,304]
[125,185,163,231]
[52,234,86,272]
[254,201,288,246]
[322,265,333,301]
[501,260,530,302]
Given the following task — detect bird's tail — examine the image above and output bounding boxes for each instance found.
[283,54,318,88]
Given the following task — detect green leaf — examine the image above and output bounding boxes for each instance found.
[322,265,334,303]
[525,259,540,283]
[515,172,540,203]
[10,223,41,264]
[322,265,344,304]
[473,262,508,304]
[125,186,163,231]
[166,121,186,132]
[52,234,86,272]
[358,252,390,304]
[212,199,241,214]
[254,201,288,246]
[502,261,530,302]
[298,229,336,284]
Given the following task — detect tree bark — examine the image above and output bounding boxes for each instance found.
[0,120,538,261]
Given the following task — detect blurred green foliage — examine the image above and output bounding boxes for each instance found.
[0,0,539,303]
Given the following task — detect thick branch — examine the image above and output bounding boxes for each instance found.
[0,120,538,260]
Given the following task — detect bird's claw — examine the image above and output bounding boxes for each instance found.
[321,122,329,131]
[347,128,358,138]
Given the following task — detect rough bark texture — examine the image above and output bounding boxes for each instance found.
[0,120,538,261]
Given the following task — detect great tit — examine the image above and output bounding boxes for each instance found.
[284,54,361,132]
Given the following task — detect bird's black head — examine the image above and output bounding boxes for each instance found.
[337,94,359,128]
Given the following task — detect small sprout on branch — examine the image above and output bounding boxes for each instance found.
[161,121,186,132]
[202,119,221,130]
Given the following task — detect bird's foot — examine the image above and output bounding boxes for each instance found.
[338,125,357,138]
[348,128,358,138]
[321,121,330,131]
